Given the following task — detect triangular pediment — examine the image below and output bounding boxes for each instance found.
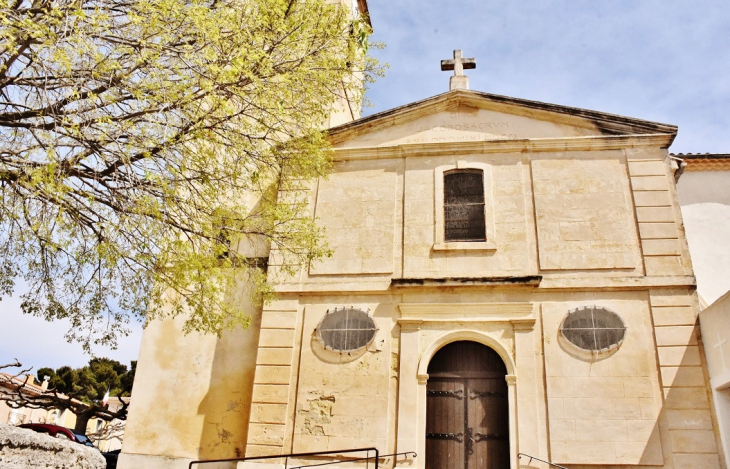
[328,90,676,149]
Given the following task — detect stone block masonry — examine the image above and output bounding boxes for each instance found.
[627,156,692,277]
[246,306,299,457]
[649,290,722,469]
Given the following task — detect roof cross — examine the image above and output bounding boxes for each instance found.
[441,50,476,76]
[441,50,476,91]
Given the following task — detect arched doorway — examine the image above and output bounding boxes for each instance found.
[426,341,509,469]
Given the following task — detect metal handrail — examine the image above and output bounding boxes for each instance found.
[518,453,568,469]
[189,447,379,469]
[289,451,417,469]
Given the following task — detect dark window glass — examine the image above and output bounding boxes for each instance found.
[444,170,485,242]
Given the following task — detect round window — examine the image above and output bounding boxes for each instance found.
[560,306,626,353]
[315,307,378,352]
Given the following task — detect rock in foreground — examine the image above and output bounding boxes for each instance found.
[0,423,105,469]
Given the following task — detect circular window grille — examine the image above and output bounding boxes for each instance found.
[315,307,378,352]
[561,306,627,353]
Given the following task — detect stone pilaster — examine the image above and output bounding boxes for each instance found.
[627,155,692,277]
[246,303,300,457]
[511,318,539,458]
[649,289,721,469]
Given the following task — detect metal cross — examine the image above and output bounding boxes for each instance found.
[441,50,476,77]
[715,332,728,370]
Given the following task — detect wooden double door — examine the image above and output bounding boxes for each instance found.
[426,342,509,469]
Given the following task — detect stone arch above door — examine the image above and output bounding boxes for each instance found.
[418,330,517,380]
[396,315,533,469]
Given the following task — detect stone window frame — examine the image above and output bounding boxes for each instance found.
[433,161,496,251]
[314,306,379,353]
[559,305,627,358]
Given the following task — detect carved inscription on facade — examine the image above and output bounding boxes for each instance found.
[405,113,517,144]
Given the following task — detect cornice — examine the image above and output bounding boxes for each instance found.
[327,89,677,145]
[272,275,696,294]
[392,276,541,288]
[537,275,696,290]
[330,134,675,161]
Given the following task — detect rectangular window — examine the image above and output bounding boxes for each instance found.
[444,170,486,242]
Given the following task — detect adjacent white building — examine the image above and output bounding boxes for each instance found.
[677,153,730,305]
[677,153,730,469]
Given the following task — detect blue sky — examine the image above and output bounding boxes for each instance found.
[365,0,730,153]
[1,279,143,372]
[3,0,730,372]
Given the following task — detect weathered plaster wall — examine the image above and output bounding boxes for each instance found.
[310,161,399,275]
[291,297,395,453]
[119,286,263,468]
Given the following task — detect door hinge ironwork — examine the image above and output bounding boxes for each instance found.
[427,389,464,399]
[426,432,464,442]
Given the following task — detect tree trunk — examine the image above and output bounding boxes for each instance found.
[73,410,93,434]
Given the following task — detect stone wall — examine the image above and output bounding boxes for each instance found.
[533,155,640,271]
[0,423,105,469]
[543,295,663,465]
[121,283,264,464]
[121,90,723,468]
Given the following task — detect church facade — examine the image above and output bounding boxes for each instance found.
[119,65,724,469]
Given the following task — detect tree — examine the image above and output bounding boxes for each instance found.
[0,0,381,351]
[37,358,135,402]
[0,358,135,433]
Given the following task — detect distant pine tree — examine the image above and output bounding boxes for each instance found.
[2,358,135,433]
